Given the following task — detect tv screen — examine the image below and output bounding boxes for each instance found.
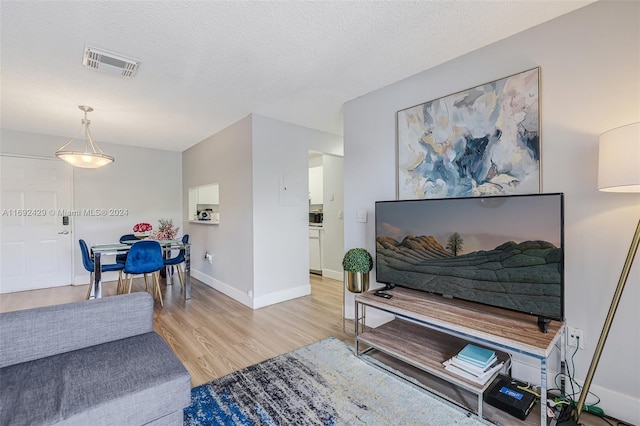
[375,193,564,322]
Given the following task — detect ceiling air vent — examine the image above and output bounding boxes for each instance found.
[82,46,141,78]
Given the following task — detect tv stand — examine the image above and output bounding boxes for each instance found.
[354,287,566,426]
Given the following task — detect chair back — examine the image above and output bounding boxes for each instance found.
[179,234,189,257]
[124,240,164,274]
[116,234,137,264]
[119,234,137,243]
[79,239,94,273]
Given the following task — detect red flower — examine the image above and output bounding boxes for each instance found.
[133,222,152,232]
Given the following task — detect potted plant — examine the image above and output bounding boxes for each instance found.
[342,248,373,293]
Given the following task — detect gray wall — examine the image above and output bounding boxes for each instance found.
[1,128,183,284]
[343,1,639,422]
[182,115,255,304]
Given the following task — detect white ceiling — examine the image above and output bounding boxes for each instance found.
[1,1,593,152]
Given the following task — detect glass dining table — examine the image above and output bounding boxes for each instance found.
[90,239,191,300]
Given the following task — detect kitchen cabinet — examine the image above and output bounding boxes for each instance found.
[188,183,220,221]
[309,166,323,205]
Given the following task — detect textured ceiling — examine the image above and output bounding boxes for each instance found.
[0,1,593,152]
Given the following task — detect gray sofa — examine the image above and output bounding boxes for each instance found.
[0,292,191,425]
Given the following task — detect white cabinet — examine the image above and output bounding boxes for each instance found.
[309,166,323,205]
[198,184,219,204]
[309,228,322,273]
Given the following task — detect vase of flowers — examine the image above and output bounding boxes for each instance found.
[152,218,179,241]
[133,222,153,238]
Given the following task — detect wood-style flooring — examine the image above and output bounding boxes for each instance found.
[0,276,620,426]
[0,274,354,387]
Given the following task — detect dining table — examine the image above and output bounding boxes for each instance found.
[90,239,191,300]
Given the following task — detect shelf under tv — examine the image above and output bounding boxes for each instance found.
[354,286,566,426]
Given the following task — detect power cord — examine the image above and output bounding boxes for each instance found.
[547,336,607,422]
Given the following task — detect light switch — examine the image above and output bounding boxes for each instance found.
[356,210,367,223]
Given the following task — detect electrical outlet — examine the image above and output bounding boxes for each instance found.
[567,327,584,349]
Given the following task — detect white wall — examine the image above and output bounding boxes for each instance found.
[251,114,342,307]
[252,115,310,306]
[0,128,183,284]
[343,1,639,422]
[182,115,255,305]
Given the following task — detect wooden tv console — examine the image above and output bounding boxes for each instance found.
[354,287,566,426]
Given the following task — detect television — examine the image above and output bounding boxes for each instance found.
[375,193,564,330]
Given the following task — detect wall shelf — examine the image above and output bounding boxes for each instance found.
[188,220,219,225]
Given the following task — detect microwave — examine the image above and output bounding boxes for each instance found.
[309,212,323,224]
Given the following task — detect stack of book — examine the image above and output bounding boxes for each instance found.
[443,344,504,385]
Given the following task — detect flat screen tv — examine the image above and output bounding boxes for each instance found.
[375,193,564,330]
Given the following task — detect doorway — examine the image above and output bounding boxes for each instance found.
[308,151,344,281]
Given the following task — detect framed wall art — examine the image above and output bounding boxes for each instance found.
[396,67,540,199]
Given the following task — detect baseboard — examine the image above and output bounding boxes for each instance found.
[73,272,120,286]
[190,269,253,307]
[322,268,343,281]
[252,285,311,309]
[190,269,311,310]
[589,383,639,425]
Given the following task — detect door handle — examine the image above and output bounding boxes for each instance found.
[58,231,70,235]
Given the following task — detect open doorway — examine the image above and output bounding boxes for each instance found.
[308,151,344,281]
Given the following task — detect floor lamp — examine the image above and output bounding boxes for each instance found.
[573,122,640,422]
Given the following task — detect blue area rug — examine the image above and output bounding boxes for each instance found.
[184,337,486,425]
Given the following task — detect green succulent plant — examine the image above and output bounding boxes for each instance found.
[342,248,373,273]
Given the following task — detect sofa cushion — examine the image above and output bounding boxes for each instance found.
[0,332,190,426]
[0,293,154,368]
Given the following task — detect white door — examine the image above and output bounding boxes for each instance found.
[0,156,73,293]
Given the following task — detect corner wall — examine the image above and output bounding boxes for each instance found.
[343,1,639,422]
[182,114,342,309]
[182,115,255,305]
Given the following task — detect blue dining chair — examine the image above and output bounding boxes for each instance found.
[79,239,125,299]
[164,234,189,288]
[116,234,138,265]
[124,240,165,306]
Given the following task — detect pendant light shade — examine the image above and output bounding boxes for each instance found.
[56,105,114,168]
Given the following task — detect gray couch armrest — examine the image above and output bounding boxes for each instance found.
[0,292,154,368]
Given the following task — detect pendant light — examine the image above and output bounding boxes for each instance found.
[56,105,114,168]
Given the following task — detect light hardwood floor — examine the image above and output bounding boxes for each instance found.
[0,273,354,387]
[0,276,620,426]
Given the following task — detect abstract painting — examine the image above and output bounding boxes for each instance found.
[397,68,540,199]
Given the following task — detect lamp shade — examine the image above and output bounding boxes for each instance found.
[55,105,114,169]
[598,122,640,192]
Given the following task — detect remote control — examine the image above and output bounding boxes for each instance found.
[374,291,393,299]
